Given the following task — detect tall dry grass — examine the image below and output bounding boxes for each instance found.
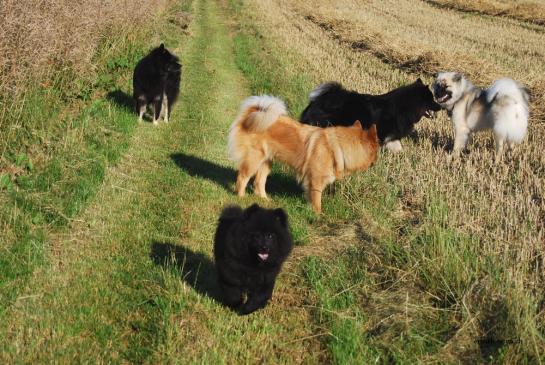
[240,0,545,361]
[0,0,170,166]
[0,0,168,97]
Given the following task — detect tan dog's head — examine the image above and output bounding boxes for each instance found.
[353,121,379,145]
[352,121,379,164]
[433,72,467,109]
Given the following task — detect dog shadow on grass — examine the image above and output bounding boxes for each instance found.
[106,89,134,113]
[170,153,302,197]
[150,241,221,302]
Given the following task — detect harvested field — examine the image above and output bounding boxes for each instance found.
[425,0,545,26]
[238,0,545,361]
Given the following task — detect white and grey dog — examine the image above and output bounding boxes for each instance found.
[433,72,529,160]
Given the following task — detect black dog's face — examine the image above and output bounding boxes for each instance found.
[412,78,441,119]
[247,231,278,263]
[241,204,290,265]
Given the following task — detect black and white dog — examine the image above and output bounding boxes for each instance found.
[300,79,440,152]
[133,44,181,126]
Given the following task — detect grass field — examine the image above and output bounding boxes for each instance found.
[0,0,544,363]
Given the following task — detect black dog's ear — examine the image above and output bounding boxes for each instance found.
[273,208,288,227]
[159,43,165,50]
[220,205,243,220]
[453,73,463,82]
[415,78,423,85]
[243,203,261,219]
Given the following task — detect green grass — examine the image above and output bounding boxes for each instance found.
[0,22,151,321]
[0,1,191,361]
[1,0,321,362]
[303,254,373,364]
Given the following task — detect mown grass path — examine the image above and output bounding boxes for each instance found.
[2,0,323,363]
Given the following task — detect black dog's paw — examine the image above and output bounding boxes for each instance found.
[237,302,266,316]
[237,306,255,316]
[237,290,272,315]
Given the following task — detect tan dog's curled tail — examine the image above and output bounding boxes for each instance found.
[228,95,287,164]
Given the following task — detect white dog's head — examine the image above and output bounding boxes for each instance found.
[433,72,467,109]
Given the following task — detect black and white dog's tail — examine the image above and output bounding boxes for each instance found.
[300,82,348,124]
[308,82,345,102]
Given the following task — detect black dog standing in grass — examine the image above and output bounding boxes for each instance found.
[133,43,181,126]
[214,204,293,315]
[300,79,440,152]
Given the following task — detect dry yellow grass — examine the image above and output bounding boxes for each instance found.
[426,0,545,26]
[0,0,172,180]
[239,0,545,360]
[0,0,168,97]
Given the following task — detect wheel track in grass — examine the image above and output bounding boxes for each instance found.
[0,0,330,363]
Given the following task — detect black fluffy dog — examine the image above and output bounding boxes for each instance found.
[133,43,181,126]
[214,204,293,315]
[300,78,440,152]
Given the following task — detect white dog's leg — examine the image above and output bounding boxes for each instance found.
[507,141,515,150]
[495,136,505,162]
[451,127,470,159]
[384,140,402,153]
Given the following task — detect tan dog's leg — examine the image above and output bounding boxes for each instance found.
[310,189,322,214]
[236,154,265,197]
[308,179,327,214]
[254,161,271,199]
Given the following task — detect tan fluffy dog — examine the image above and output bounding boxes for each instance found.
[228,95,379,213]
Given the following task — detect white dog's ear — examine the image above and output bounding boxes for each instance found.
[453,73,463,82]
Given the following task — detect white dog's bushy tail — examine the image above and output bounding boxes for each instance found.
[228,95,287,163]
[487,78,530,144]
